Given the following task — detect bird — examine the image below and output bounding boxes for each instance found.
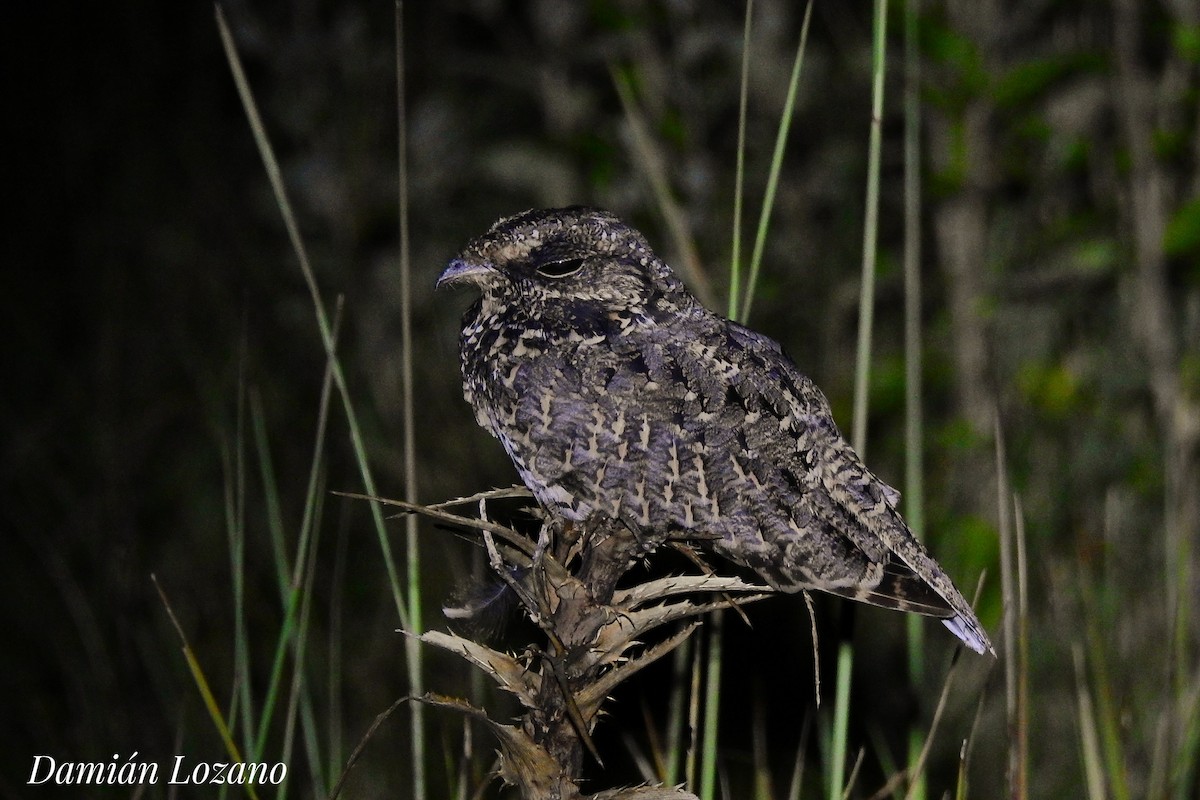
[437,206,992,654]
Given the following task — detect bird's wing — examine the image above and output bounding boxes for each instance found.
[500,318,991,653]
[722,322,991,651]
[500,318,877,565]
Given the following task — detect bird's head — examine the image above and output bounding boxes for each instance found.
[437,206,691,322]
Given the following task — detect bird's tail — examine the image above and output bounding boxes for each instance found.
[827,553,993,655]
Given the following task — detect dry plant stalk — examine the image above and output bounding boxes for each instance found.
[405,492,772,800]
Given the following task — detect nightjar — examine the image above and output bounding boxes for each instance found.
[437,206,992,654]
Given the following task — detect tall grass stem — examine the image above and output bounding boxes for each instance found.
[902,2,927,792]
[850,0,889,458]
[828,642,854,800]
[738,0,812,323]
[726,0,754,319]
[395,5,427,799]
[214,4,411,634]
[699,611,725,800]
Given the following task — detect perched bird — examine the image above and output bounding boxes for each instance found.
[438,207,992,654]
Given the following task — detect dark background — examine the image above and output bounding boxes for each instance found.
[3,1,1197,797]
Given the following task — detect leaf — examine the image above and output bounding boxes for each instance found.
[612,575,773,609]
[577,623,700,722]
[417,631,541,709]
[418,694,573,796]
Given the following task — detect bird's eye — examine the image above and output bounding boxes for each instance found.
[534,256,586,279]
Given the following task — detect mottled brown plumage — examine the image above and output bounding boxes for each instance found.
[438,207,992,654]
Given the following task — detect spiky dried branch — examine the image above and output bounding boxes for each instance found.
[393,491,775,799]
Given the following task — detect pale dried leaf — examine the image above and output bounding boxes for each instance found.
[589,786,700,799]
[417,631,540,708]
[577,623,699,720]
[419,693,574,796]
[613,574,774,609]
[427,485,534,508]
[592,596,770,667]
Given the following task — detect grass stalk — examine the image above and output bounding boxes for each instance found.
[686,636,703,791]
[394,5,426,799]
[699,611,726,800]
[902,0,924,600]
[1170,673,1200,797]
[609,65,713,307]
[1083,589,1130,800]
[279,484,327,797]
[865,727,903,800]
[328,522,349,788]
[786,715,811,800]
[664,638,691,786]
[251,389,292,602]
[1014,494,1030,797]
[752,692,772,799]
[226,338,255,755]
[902,2,926,795]
[154,575,262,800]
[738,0,813,323]
[214,4,411,636]
[900,656,961,800]
[833,3,889,798]
[997,425,1032,799]
[726,0,754,319]
[995,417,1023,799]
[828,642,854,800]
[252,298,343,767]
[1165,446,1195,800]
[850,0,889,458]
[842,748,866,799]
[1073,644,1107,800]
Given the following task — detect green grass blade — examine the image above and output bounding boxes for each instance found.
[214,4,411,636]
[664,638,691,786]
[154,575,262,800]
[328,523,349,790]
[828,642,853,800]
[901,0,925,560]
[850,0,890,457]
[752,691,772,799]
[832,4,888,796]
[999,430,1039,800]
[279,483,328,796]
[901,654,965,800]
[786,714,811,800]
[997,430,1030,799]
[842,748,865,799]
[834,4,888,797]
[395,6,426,799]
[699,611,725,800]
[739,0,813,323]
[1169,672,1200,798]
[686,635,703,791]
[610,65,714,308]
[955,689,988,800]
[252,297,343,766]
[1085,605,1130,800]
[902,3,927,794]
[1073,644,1107,800]
[224,340,256,755]
[727,0,754,319]
[251,390,292,597]
[866,725,903,799]
[1014,495,1030,799]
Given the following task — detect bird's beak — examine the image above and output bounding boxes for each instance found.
[436,258,498,290]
